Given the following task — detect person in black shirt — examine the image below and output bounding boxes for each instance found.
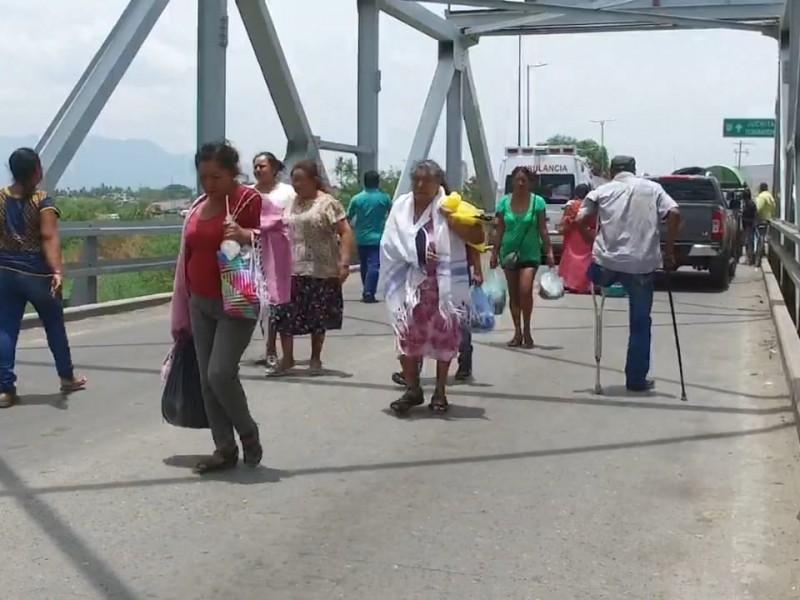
[741,188,757,265]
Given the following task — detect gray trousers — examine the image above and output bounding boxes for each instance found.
[189,295,258,450]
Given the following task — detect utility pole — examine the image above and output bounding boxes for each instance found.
[734,140,752,169]
[517,35,522,146]
[589,118,616,150]
[589,119,616,172]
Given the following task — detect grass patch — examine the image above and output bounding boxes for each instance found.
[56,195,184,304]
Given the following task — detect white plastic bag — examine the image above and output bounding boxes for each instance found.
[483,269,507,315]
[538,267,564,300]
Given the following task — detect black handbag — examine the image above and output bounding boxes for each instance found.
[161,339,208,429]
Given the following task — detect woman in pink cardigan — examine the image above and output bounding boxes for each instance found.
[170,142,291,474]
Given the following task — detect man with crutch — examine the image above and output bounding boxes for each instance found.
[577,156,681,393]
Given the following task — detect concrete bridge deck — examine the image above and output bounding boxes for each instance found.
[1,267,798,599]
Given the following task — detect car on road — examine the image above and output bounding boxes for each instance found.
[650,174,739,289]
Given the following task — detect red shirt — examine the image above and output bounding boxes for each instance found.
[185,185,261,299]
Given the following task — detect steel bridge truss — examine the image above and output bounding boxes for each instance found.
[780,0,800,223]
[36,0,786,208]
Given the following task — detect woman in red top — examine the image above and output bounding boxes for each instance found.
[183,141,263,474]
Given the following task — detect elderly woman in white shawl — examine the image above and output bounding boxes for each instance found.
[380,160,485,415]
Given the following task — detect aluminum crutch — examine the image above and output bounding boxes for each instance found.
[591,283,606,395]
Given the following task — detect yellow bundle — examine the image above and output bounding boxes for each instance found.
[441,191,491,253]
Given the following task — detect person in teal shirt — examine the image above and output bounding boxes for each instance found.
[347,171,392,302]
[490,166,554,348]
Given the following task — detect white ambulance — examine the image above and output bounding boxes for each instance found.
[496,145,599,258]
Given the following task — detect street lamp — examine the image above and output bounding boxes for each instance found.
[526,62,548,146]
[589,119,616,172]
[516,36,522,146]
[589,118,616,150]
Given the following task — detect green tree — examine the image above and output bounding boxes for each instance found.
[162,184,194,199]
[332,157,399,209]
[542,135,609,176]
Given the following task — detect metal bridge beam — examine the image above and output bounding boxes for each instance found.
[440,1,782,35]
[462,56,496,210]
[235,0,324,177]
[788,0,800,227]
[197,0,228,150]
[379,0,460,41]
[357,0,381,179]
[35,4,130,157]
[36,0,489,206]
[776,46,787,217]
[37,0,170,192]
[394,44,456,198]
[446,67,464,193]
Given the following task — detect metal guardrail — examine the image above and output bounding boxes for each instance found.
[59,218,363,307]
[61,220,182,306]
[767,219,800,331]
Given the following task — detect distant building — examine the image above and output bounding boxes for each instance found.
[738,164,774,190]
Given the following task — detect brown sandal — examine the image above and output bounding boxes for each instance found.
[507,336,523,347]
[60,375,87,394]
[193,447,239,474]
[390,387,425,416]
[429,391,449,414]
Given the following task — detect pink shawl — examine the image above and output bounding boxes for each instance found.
[170,191,292,341]
[255,193,292,307]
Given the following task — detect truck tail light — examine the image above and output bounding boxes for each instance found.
[711,208,724,242]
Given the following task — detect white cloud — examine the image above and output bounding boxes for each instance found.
[0,0,781,183]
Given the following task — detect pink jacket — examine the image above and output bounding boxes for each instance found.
[170,191,292,341]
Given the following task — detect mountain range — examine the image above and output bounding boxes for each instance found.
[0,135,195,190]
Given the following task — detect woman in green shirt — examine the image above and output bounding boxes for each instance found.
[490,166,554,348]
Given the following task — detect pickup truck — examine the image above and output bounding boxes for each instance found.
[650,175,739,289]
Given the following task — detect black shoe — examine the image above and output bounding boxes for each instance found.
[626,379,655,392]
[362,296,378,304]
[454,366,472,381]
[391,371,407,386]
[240,425,263,468]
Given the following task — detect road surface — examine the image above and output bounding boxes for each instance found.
[0,266,798,599]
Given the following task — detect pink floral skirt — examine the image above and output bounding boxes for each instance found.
[397,274,461,362]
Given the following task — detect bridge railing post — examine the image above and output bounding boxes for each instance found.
[70,235,99,307]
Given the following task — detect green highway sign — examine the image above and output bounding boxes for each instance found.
[723,118,775,138]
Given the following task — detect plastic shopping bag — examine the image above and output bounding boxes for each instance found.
[469,286,496,333]
[218,242,261,320]
[161,339,208,429]
[539,266,565,300]
[483,269,507,315]
[604,282,627,298]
